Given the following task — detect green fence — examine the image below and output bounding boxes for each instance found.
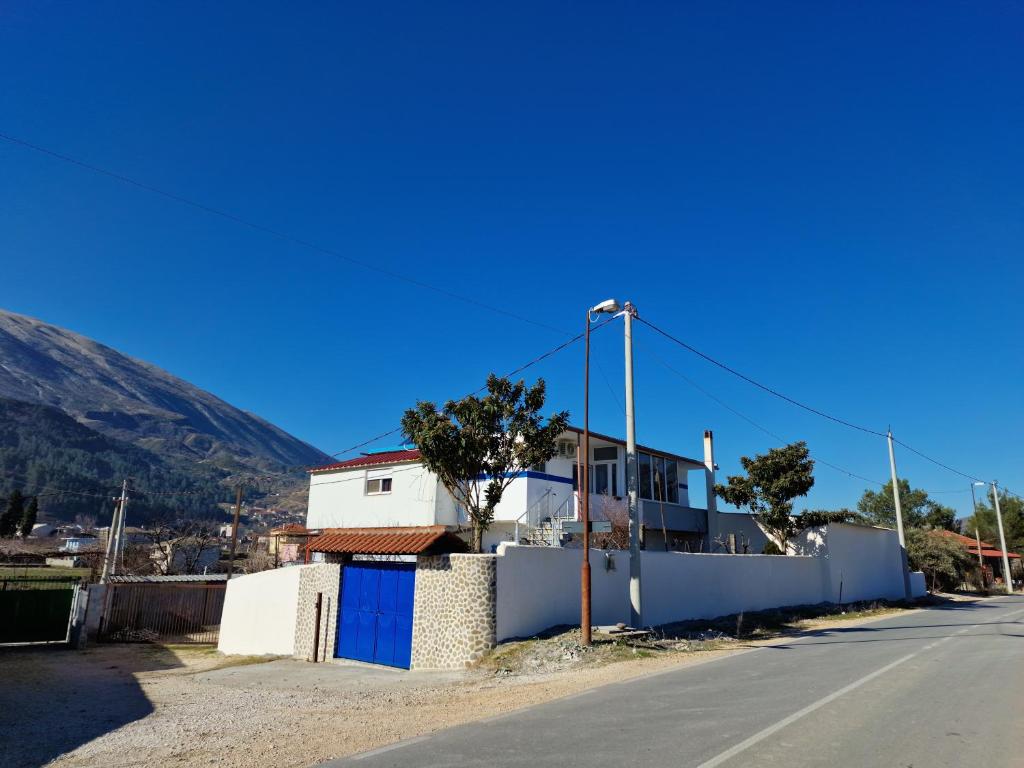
[0,576,80,644]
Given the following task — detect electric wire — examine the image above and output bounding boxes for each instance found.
[636,316,887,437]
[0,131,567,336]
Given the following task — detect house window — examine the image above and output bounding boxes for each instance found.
[531,462,546,473]
[638,452,652,499]
[666,460,679,504]
[365,477,393,495]
[653,456,667,501]
[593,446,618,462]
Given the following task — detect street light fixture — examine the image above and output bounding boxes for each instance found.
[581,299,620,647]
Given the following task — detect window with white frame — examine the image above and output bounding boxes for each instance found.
[365,477,393,495]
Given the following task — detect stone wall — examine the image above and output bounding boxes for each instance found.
[411,554,496,669]
[293,563,341,662]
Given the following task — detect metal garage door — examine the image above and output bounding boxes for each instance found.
[336,561,415,668]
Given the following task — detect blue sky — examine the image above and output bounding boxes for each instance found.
[1,2,1021,517]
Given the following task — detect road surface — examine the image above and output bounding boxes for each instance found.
[325,595,1024,767]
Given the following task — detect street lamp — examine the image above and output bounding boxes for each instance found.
[971,482,986,590]
[581,298,620,647]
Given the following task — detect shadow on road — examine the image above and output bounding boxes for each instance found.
[0,644,183,768]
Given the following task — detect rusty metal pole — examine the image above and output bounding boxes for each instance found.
[226,484,243,578]
[312,592,323,662]
[581,309,592,647]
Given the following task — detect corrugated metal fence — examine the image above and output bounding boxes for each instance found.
[99,583,226,644]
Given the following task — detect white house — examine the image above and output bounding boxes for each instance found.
[306,428,768,553]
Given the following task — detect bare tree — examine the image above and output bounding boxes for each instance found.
[591,495,630,550]
[144,518,222,575]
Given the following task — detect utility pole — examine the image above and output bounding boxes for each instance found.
[99,484,126,584]
[886,431,912,599]
[226,484,243,579]
[580,309,592,646]
[114,479,128,574]
[624,301,642,627]
[991,482,1013,595]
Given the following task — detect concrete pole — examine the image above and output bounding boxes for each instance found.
[991,482,1014,595]
[886,431,912,599]
[580,310,592,646]
[226,484,243,579]
[624,301,642,627]
[703,431,718,551]
[99,494,122,584]
[111,479,129,577]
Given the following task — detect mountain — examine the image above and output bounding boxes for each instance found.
[0,396,230,522]
[0,309,328,472]
[0,309,330,520]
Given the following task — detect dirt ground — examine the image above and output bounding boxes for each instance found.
[0,600,934,768]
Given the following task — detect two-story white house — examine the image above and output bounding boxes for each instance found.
[306,428,768,553]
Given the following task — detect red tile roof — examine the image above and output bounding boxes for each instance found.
[307,526,468,555]
[270,523,310,535]
[309,449,422,473]
[935,530,1019,559]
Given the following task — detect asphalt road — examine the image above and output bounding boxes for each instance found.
[325,595,1024,768]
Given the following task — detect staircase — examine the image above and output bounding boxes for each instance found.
[515,493,577,547]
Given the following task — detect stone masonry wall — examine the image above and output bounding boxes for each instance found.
[294,563,341,662]
[411,554,496,670]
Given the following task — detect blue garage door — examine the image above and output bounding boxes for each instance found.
[336,561,415,668]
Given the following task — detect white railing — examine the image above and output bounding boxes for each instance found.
[514,489,552,544]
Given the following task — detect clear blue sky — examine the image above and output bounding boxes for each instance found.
[1,2,1021,517]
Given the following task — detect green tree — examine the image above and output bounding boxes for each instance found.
[0,489,25,538]
[906,528,973,592]
[715,441,815,553]
[856,479,957,531]
[18,496,38,537]
[401,375,569,553]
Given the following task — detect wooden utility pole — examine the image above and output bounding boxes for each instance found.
[226,484,243,578]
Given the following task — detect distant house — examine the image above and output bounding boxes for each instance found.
[936,530,1021,585]
[256,524,317,566]
[60,533,99,553]
[28,523,56,538]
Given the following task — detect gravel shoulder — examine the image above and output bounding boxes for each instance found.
[0,598,956,768]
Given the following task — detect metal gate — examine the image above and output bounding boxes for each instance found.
[0,576,80,645]
[100,583,225,644]
[336,562,415,668]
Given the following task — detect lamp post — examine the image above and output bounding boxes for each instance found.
[991,481,1014,595]
[971,482,987,590]
[581,298,620,647]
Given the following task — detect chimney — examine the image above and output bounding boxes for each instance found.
[703,430,718,548]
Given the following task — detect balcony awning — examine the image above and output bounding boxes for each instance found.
[968,546,1021,559]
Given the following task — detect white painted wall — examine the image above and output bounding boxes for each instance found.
[218,566,304,656]
[493,523,914,639]
[495,543,629,640]
[639,551,825,627]
[307,464,454,529]
[791,523,906,603]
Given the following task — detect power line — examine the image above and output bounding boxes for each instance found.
[891,438,985,484]
[316,315,615,464]
[637,342,885,487]
[0,131,568,337]
[636,316,886,437]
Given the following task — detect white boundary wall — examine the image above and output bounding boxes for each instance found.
[639,551,825,628]
[496,544,628,641]
[218,566,304,656]
[495,523,918,640]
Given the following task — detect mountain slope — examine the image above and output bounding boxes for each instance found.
[0,309,329,474]
[0,396,231,522]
